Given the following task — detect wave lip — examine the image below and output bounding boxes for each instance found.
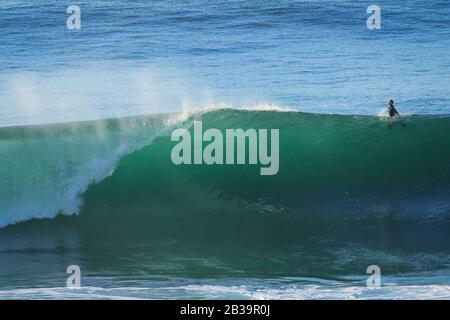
[0,112,194,228]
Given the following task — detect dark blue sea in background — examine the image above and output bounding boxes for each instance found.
[0,1,449,299]
[1,0,450,126]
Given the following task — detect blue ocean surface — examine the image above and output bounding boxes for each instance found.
[0,0,449,299]
[1,0,450,126]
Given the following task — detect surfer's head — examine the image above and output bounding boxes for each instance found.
[388,99,394,106]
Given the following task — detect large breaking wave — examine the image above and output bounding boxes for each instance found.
[0,109,449,250]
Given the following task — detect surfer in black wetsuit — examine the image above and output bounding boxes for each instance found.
[387,99,400,117]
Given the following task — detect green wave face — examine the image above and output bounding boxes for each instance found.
[1,110,450,242]
[77,110,450,248]
[1,109,450,278]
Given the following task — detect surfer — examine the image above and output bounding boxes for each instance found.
[386,99,406,128]
[387,99,400,117]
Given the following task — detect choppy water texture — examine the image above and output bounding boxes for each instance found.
[0,0,449,299]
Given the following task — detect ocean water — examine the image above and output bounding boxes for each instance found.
[0,0,449,299]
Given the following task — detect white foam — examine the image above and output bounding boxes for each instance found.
[240,103,295,112]
[0,112,193,228]
[1,281,449,300]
